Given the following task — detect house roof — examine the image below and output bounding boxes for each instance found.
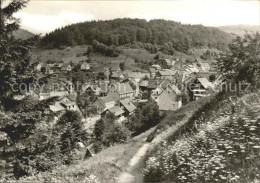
[123,71,149,79]
[157,84,181,111]
[140,80,149,87]
[164,59,173,65]
[107,106,125,116]
[200,62,211,71]
[184,65,199,73]
[147,80,158,89]
[167,84,181,95]
[111,71,120,78]
[120,99,136,113]
[151,64,161,70]
[49,103,65,112]
[61,101,76,107]
[157,70,175,76]
[160,80,171,90]
[113,83,134,95]
[61,63,71,69]
[149,67,156,73]
[67,94,76,101]
[98,95,117,105]
[81,62,90,67]
[197,78,214,89]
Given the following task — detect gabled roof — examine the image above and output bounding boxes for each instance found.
[197,78,214,89]
[167,84,181,95]
[49,103,65,112]
[81,62,90,67]
[61,101,76,107]
[184,65,199,73]
[157,70,175,76]
[200,62,211,71]
[123,71,149,78]
[164,59,173,66]
[151,65,161,70]
[147,80,158,89]
[111,72,120,78]
[67,94,76,101]
[112,82,134,94]
[61,63,71,69]
[120,99,136,113]
[149,67,156,73]
[140,80,149,87]
[98,95,117,105]
[106,106,125,116]
[160,80,172,90]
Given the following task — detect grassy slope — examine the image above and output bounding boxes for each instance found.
[31,45,217,73]
[143,92,260,182]
[21,127,155,183]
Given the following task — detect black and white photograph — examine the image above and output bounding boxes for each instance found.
[1,0,260,182]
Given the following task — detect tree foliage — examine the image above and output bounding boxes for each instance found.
[217,33,260,88]
[0,0,39,107]
[127,101,162,136]
[39,19,231,52]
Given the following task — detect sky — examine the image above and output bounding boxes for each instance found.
[13,0,260,35]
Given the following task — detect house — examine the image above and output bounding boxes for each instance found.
[92,95,117,114]
[156,84,182,111]
[49,94,78,113]
[34,62,42,72]
[60,101,80,111]
[120,99,136,116]
[101,106,125,122]
[51,63,63,73]
[99,82,110,96]
[199,62,211,72]
[151,64,161,70]
[49,102,65,112]
[147,80,158,96]
[155,59,176,69]
[172,70,184,84]
[80,62,90,71]
[149,67,157,79]
[107,82,134,101]
[151,80,171,101]
[111,71,125,81]
[191,78,214,100]
[45,64,54,75]
[82,84,101,96]
[183,64,199,75]
[139,80,149,92]
[61,63,72,72]
[155,69,175,80]
[122,70,149,83]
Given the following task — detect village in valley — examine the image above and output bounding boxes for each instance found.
[19,47,221,155]
[4,0,260,182]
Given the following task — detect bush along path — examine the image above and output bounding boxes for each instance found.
[116,92,233,183]
[143,92,260,183]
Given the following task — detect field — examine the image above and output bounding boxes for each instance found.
[31,45,216,74]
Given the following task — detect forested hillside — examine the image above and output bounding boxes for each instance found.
[39,19,232,52]
[12,29,35,40]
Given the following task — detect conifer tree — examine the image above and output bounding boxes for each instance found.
[0,0,39,108]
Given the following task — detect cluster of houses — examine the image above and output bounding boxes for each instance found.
[34,61,90,74]
[22,57,221,134]
[147,58,219,102]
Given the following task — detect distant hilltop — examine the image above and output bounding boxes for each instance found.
[218,24,260,37]
[12,29,35,40]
